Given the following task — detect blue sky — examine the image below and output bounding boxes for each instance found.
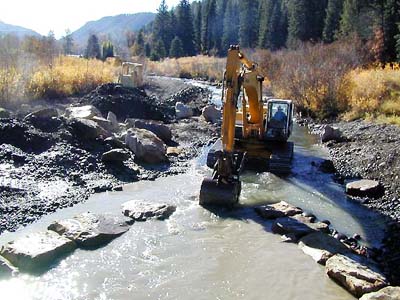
[1,0,182,38]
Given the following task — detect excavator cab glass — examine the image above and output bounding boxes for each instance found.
[265,101,292,141]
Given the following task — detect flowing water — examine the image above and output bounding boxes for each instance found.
[0,81,387,300]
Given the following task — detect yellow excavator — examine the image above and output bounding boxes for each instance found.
[199,45,294,207]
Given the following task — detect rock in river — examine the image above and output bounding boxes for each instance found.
[346,179,384,198]
[298,232,351,265]
[360,286,400,300]
[255,201,303,220]
[272,215,329,240]
[125,128,167,164]
[48,213,130,248]
[122,201,176,221]
[325,254,387,298]
[0,231,76,273]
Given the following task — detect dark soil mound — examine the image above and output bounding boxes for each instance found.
[80,83,166,121]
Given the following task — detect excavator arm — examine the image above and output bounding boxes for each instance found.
[199,45,264,207]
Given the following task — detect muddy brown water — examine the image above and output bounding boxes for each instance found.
[0,81,386,300]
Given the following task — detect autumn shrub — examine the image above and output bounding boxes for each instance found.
[26,56,117,99]
[146,55,225,81]
[252,41,365,119]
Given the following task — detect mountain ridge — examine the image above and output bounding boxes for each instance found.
[0,20,41,38]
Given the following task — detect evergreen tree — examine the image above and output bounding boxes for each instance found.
[132,29,145,56]
[258,0,274,48]
[380,0,400,61]
[215,0,228,54]
[222,0,239,51]
[102,41,114,60]
[62,29,74,55]
[338,0,360,37]
[170,36,185,57]
[239,0,259,48]
[323,0,344,43]
[193,1,203,52]
[286,0,308,47]
[145,43,151,57]
[85,34,101,59]
[150,39,167,61]
[176,0,196,56]
[153,0,174,54]
[202,0,218,53]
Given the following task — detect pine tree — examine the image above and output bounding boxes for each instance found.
[132,29,145,56]
[215,0,228,54]
[193,1,203,52]
[258,0,274,48]
[153,0,174,54]
[85,34,101,59]
[102,41,114,60]
[170,36,185,57]
[176,0,196,56]
[222,0,239,51]
[381,0,400,61]
[145,43,151,57]
[62,29,74,55]
[395,23,400,61]
[202,0,218,53]
[323,0,343,43]
[286,0,308,47]
[150,39,167,61]
[338,0,359,37]
[239,0,259,48]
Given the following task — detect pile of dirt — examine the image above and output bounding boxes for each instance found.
[80,83,166,122]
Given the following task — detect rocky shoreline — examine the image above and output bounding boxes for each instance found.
[300,118,400,285]
[0,77,219,235]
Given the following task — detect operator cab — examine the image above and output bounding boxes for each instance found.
[265,99,293,142]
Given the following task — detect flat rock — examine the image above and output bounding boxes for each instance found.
[346,180,383,198]
[298,232,351,265]
[360,286,400,300]
[127,119,172,143]
[101,149,130,162]
[125,128,167,164]
[92,116,115,132]
[325,254,387,298]
[255,201,303,220]
[122,201,176,221]
[272,217,315,239]
[48,213,130,248]
[65,105,102,120]
[0,231,76,273]
[292,214,330,233]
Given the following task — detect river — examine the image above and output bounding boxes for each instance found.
[0,80,387,300]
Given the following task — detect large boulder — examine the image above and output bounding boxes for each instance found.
[0,231,76,273]
[101,149,130,163]
[68,118,110,140]
[346,180,384,198]
[298,232,351,265]
[122,201,176,221]
[360,286,400,300]
[125,128,166,164]
[24,108,58,120]
[321,125,342,143]
[48,213,130,249]
[175,102,193,119]
[325,254,388,298]
[202,105,221,123]
[92,116,115,132]
[65,105,102,120]
[127,119,172,143]
[255,201,303,220]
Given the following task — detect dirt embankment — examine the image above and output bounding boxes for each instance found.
[307,119,400,284]
[0,77,217,234]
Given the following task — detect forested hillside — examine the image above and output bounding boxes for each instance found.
[138,0,400,62]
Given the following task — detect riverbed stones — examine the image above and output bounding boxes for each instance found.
[127,119,172,143]
[0,231,76,273]
[65,105,102,120]
[298,232,351,265]
[360,286,400,300]
[321,125,342,143]
[48,213,130,248]
[175,102,193,119]
[255,201,303,220]
[202,105,221,123]
[346,180,384,198]
[122,201,176,221]
[125,128,167,164]
[325,254,387,298]
[101,149,130,163]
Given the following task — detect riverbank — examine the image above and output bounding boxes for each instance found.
[304,119,400,284]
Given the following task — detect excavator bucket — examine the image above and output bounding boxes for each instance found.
[199,178,241,208]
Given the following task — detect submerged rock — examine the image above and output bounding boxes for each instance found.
[125,128,166,164]
[360,286,400,300]
[0,231,76,273]
[325,254,387,298]
[48,213,130,248]
[346,179,384,198]
[255,201,302,220]
[122,201,176,221]
[298,232,351,265]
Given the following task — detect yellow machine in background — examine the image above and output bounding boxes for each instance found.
[199,45,294,207]
[118,62,143,88]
